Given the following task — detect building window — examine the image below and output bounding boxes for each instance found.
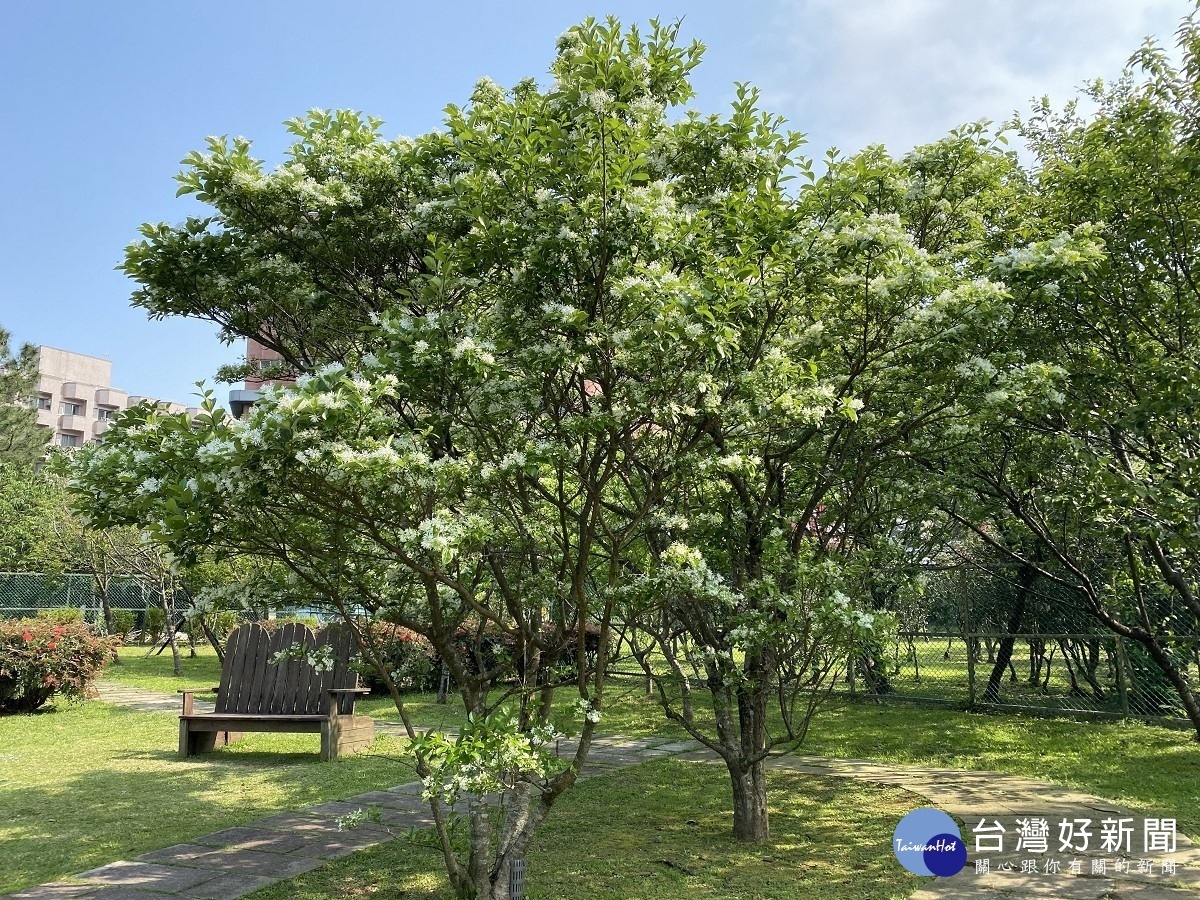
[60,401,83,416]
[58,433,82,448]
[34,394,52,411]
[95,406,117,421]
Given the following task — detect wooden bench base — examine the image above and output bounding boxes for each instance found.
[179,714,376,761]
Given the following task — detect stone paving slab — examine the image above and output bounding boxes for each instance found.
[75,861,217,893]
[180,849,326,879]
[176,874,276,900]
[243,812,334,833]
[189,828,311,853]
[5,886,96,899]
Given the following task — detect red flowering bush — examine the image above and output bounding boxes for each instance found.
[0,618,119,713]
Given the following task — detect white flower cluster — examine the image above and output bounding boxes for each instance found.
[992,225,1103,277]
[585,89,612,115]
[827,591,878,631]
[835,213,908,250]
[954,356,999,379]
[136,477,163,496]
[576,698,601,724]
[451,335,496,366]
[419,724,566,806]
[542,301,580,324]
[271,643,336,673]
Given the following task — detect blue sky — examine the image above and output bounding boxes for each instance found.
[0,0,1187,407]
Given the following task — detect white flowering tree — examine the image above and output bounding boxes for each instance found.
[613,124,1049,841]
[922,24,1200,738]
[65,17,877,895]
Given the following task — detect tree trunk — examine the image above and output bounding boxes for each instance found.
[200,618,225,663]
[98,580,115,638]
[459,784,549,899]
[984,563,1034,703]
[167,627,182,676]
[1139,636,1200,741]
[729,757,769,841]
[162,585,182,677]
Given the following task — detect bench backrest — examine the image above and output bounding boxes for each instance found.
[214,621,360,715]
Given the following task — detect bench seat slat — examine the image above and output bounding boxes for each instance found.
[182,714,328,721]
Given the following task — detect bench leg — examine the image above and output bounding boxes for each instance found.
[180,724,244,758]
[320,717,341,762]
[321,716,375,761]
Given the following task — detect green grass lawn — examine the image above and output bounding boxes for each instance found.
[101,645,1200,840]
[0,703,416,895]
[596,678,1200,840]
[102,643,225,694]
[250,757,927,900]
[84,641,1200,899]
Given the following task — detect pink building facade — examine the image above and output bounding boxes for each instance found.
[33,346,198,449]
[228,338,293,418]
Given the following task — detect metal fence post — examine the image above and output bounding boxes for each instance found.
[1114,635,1131,717]
[509,857,526,900]
[966,631,977,708]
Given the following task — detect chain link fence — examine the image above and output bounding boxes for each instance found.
[847,561,1200,725]
[851,630,1198,722]
[0,572,164,627]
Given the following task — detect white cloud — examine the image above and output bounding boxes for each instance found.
[763,0,1186,156]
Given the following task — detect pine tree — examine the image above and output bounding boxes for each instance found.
[0,327,49,466]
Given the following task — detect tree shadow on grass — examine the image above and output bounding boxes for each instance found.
[0,703,417,895]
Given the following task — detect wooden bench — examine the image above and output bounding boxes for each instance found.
[179,621,375,761]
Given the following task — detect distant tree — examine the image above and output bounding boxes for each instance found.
[927,19,1200,738]
[0,328,47,466]
[0,464,64,572]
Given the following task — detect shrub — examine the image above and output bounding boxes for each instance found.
[431,623,610,684]
[185,607,241,645]
[358,623,437,694]
[142,605,166,644]
[36,607,85,625]
[0,618,119,713]
[259,615,322,633]
[110,609,136,640]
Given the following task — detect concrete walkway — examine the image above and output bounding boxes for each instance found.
[94,684,217,716]
[7,685,1195,899]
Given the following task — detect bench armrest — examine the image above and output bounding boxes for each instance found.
[179,687,220,716]
[325,686,370,717]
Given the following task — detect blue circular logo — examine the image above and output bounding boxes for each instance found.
[893,808,967,877]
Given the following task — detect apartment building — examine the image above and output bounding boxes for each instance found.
[228,337,292,418]
[33,346,198,448]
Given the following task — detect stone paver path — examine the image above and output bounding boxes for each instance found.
[95,684,216,716]
[10,685,1192,899]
